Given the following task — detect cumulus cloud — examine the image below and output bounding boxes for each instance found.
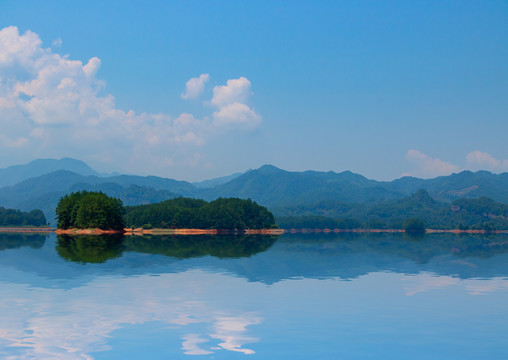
[466,150,508,172]
[404,149,460,178]
[181,73,209,99]
[211,77,251,107]
[213,102,261,128]
[210,76,261,128]
[0,26,261,176]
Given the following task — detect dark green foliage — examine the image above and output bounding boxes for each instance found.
[3,163,508,228]
[0,206,46,227]
[275,190,508,230]
[402,218,426,233]
[55,191,125,230]
[124,197,276,230]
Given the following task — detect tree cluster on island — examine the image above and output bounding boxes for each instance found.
[55,191,277,230]
[55,191,125,230]
[124,197,276,230]
[0,206,47,227]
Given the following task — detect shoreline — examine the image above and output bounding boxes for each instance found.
[284,228,508,234]
[3,227,508,235]
[0,227,55,233]
[55,228,286,235]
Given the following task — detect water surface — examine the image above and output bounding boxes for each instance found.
[1,232,508,359]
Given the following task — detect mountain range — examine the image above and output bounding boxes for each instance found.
[0,158,507,225]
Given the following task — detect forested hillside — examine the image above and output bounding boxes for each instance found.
[0,207,47,227]
[1,160,508,227]
[277,190,508,230]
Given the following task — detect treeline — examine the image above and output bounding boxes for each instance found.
[0,206,46,227]
[55,192,276,230]
[276,190,508,230]
[56,191,125,230]
[124,197,276,230]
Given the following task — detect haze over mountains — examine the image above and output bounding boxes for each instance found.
[1,158,507,226]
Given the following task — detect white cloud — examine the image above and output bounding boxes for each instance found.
[181,73,209,100]
[210,77,261,128]
[405,149,460,178]
[0,134,28,148]
[466,150,508,172]
[0,26,262,177]
[211,77,251,107]
[213,102,261,128]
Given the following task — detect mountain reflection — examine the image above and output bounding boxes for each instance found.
[0,233,47,250]
[38,233,508,281]
[278,232,508,263]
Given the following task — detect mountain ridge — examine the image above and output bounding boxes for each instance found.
[1,159,508,225]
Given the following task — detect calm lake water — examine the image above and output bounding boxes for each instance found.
[1,232,508,359]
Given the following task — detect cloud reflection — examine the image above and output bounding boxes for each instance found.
[402,272,508,297]
[0,270,261,359]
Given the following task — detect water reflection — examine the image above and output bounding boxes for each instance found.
[0,233,47,250]
[124,234,278,259]
[277,232,508,263]
[54,234,279,264]
[0,270,263,359]
[1,233,508,359]
[56,234,125,263]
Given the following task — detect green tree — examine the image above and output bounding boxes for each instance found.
[402,218,426,234]
[55,191,125,230]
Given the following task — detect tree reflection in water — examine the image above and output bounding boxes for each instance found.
[0,233,47,250]
[56,234,280,263]
[56,234,125,264]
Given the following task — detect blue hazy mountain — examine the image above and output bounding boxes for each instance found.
[0,170,196,225]
[192,171,243,188]
[1,159,508,226]
[199,165,402,205]
[0,158,100,188]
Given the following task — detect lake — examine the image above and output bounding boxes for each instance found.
[1,232,508,359]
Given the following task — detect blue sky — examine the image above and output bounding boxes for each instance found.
[0,0,507,180]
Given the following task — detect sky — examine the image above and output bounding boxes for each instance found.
[0,0,507,181]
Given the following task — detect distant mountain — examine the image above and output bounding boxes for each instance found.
[200,165,401,206]
[1,159,508,226]
[0,170,194,225]
[277,190,508,230]
[192,172,243,189]
[385,170,508,202]
[0,158,100,188]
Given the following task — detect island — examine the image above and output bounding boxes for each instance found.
[55,191,282,235]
